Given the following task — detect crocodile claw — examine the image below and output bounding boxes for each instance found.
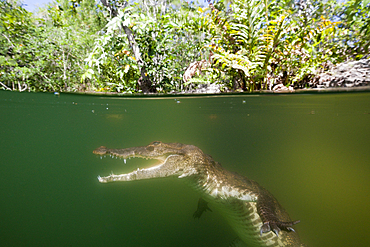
[273,227,281,237]
[260,220,300,237]
[286,227,295,232]
[260,222,280,236]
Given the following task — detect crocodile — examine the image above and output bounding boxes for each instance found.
[94,141,303,247]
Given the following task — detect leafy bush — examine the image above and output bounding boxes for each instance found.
[0,0,106,92]
[83,1,210,93]
[203,0,366,91]
[1,0,369,93]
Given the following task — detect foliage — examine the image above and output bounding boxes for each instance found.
[1,0,369,93]
[203,0,358,91]
[334,0,370,59]
[0,0,106,92]
[83,1,210,93]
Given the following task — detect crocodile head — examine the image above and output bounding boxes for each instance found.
[94,141,208,183]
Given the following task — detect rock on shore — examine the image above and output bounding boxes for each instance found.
[315,58,370,88]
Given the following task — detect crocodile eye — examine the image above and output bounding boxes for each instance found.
[152,141,161,145]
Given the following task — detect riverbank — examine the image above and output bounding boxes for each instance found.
[2,58,370,95]
[178,58,370,94]
[189,59,370,93]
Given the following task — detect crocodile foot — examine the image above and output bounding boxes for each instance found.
[193,198,212,219]
[260,220,300,237]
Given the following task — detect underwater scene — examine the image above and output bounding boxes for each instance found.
[1,90,369,246]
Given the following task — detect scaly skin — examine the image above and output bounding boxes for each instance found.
[94,141,303,247]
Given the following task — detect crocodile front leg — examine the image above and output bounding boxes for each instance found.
[257,193,300,236]
[193,198,212,219]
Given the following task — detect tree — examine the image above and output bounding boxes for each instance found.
[99,0,154,92]
[0,0,107,92]
[83,0,209,93]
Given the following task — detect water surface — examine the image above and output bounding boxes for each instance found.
[1,91,369,246]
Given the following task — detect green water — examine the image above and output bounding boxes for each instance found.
[1,90,369,247]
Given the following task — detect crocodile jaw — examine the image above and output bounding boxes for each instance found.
[93,145,168,162]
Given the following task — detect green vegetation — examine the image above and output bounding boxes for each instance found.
[1,0,369,93]
[0,0,106,91]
